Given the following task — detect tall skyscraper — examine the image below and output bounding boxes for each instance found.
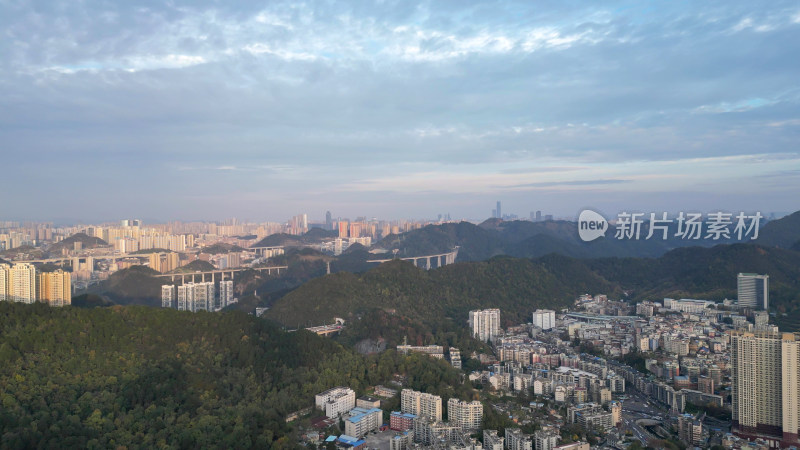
[496,201,502,219]
[730,330,800,447]
[37,270,71,306]
[532,309,556,330]
[325,211,333,230]
[469,309,500,342]
[738,273,769,310]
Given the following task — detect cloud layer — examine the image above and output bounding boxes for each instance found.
[1,0,799,221]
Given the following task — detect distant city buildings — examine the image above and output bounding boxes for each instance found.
[148,252,179,273]
[469,308,500,342]
[737,273,769,310]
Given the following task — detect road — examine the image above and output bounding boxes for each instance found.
[618,392,669,446]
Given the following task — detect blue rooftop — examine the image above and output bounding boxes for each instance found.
[338,435,359,444]
[346,407,382,424]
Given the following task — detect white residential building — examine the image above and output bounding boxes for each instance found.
[469,308,500,342]
[177,282,215,312]
[315,386,356,418]
[161,285,176,308]
[533,309,556,330]
[401,389,442,422]
[219,280,234,308]
[344,407,383,438]
[447,398,483,431]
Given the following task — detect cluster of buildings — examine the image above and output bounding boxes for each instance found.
[0,263,71,306]
[484,428,587,450]
[161,280,236,312]
[312,386,486,449]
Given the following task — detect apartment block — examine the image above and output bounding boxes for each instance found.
[447,398,483,431]
[400,389,442,422]
[315,387,356,418]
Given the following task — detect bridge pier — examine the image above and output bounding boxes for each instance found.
[425,257,431,270]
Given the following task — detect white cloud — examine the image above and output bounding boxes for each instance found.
[242,43,318,61]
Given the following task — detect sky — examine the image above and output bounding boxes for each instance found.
[2,0,799,223]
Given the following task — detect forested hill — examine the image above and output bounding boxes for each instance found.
[0,302,470,449]
[265,243,800,333]
[47,232,108,253]
[264,255,619,329]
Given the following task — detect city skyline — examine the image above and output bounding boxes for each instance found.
[3,1,800,220]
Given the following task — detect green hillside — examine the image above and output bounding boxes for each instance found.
[86,266,164,307]
[200,243,245,254]
[251,228,337,248]
[265,256,618,330]
[265,243,800,336]
[0,302,470,448]
[756,211,800,248]
[47,232,108,253]
[171,259,216,273]
[588,244,800,328]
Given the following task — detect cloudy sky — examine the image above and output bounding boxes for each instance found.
[2,0,799,223]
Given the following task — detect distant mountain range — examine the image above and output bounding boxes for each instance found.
[83,210,800,337]
[373,210,800,261]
